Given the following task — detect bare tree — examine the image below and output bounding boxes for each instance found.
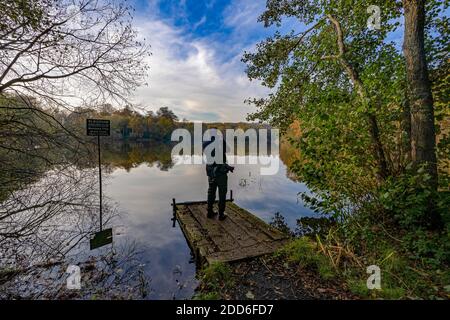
[0,0,150,176]
[0,0,149,245]
[0,0,150,108]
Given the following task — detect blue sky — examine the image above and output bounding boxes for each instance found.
[128,1,448,122]
[133,0,276,62]
[129,0,283,122]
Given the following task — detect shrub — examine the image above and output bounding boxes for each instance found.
[280,237,335,280]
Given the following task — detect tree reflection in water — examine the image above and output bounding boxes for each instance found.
[270,212,335,239]
[0,161,152,299]
[1,140,306,299]
[102,142,175,172]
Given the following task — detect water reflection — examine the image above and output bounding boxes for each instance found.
[102,142,174,172]
[0,167,108,263]
[0,166,143,299]
[101,142,317,299]
[1,142,319,299]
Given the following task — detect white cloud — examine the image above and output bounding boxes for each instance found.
[192,15,207,30]
[132,13,269,122]
[223,0,265,30]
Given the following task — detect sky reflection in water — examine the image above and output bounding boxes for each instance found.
[104,152,316,299]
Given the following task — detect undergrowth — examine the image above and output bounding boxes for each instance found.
[194,262,233,300]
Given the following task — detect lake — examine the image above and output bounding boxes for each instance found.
[0,142,317,299]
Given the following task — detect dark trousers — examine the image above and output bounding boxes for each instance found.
[207,174,227,214]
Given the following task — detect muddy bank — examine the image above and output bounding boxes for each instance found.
[196,254,356,300]
[0,247,151,300]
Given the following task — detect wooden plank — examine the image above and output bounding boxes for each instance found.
[215,213,259,248]
[173,199,233,206]
[226,202,286,240]
[176,206,217,263]
[207,240,289,264]
[199,202,261,248]
[175,201,289,264]
[188,204,237,252]
[223,207,273,243]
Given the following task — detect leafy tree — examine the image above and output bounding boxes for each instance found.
[243,0,448,230]
[156,106,179,122]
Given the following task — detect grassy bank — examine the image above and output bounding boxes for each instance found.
[195,234,450,300]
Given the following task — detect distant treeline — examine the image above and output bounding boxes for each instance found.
[60,104,269,142]
[0,94,272,201]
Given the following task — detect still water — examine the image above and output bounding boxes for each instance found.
[0,142,317,299]
[102,143,316,299]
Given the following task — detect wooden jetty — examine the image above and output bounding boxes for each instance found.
[172,192,289,265]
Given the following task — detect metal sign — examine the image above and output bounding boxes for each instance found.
[86,118,112,250]
[90,228,113,250]
[86,119,110,136]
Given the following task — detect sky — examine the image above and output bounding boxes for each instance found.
[127,1,448,123]
[129,0,287,122]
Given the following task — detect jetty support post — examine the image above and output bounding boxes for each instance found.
[171,198,177,227]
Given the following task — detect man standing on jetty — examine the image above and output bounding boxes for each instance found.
[203,130,234,220]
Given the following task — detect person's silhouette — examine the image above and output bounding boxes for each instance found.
[203,133,234,220]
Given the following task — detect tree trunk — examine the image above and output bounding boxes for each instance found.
[401,84,412,166]
[326,15,389,180]
[402,0,441,229]
[367,113,388,179]
[402,0,437,184]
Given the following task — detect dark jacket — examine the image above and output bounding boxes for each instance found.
[203,139,230,178]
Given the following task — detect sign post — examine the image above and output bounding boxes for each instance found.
[86,119,112,250]
[98,134,102,231]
